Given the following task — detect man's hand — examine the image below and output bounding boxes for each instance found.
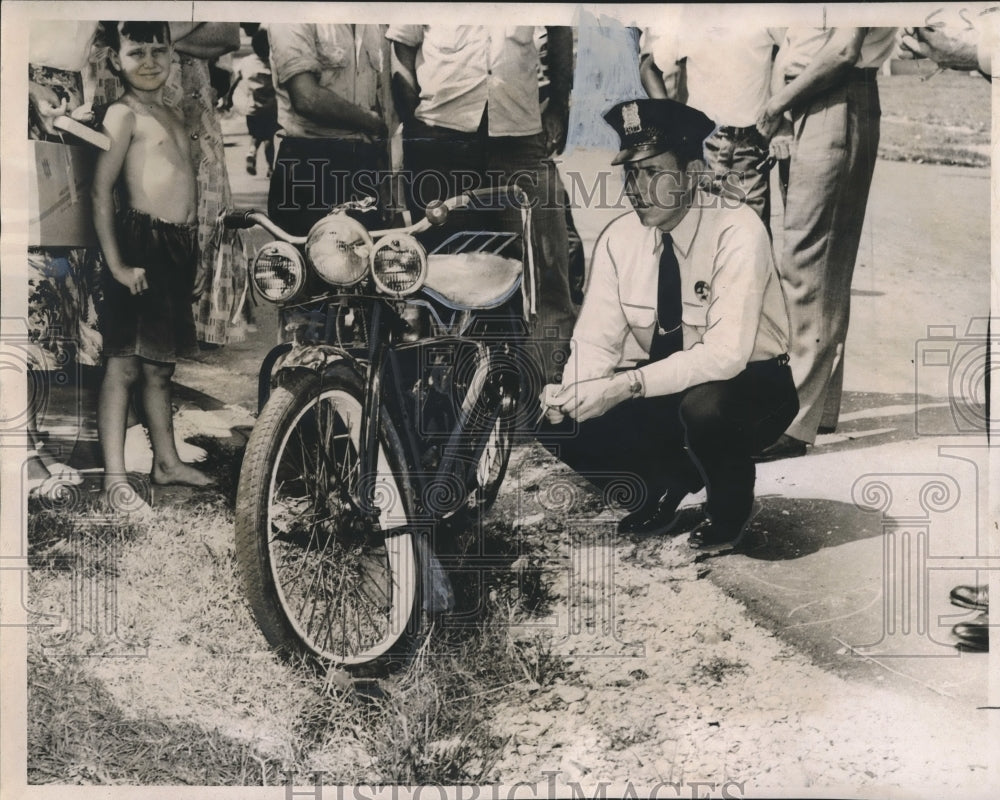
[767,117,794,161]
[112,266,148,296]
[391,71,420,124]
[755,100,783,140]
[900,25,980,71]
[541,100,569,156]
[29,81,68,136]
[549,375,632,423]
[70,101,95,124]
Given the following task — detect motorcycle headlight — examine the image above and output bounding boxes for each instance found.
[252,241,305,302]
[371,234,427,297]
[306,215,373,286]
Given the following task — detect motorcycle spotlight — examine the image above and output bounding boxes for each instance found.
[370,233,428,297]
[252,241,306,302]
[306,214,373,287]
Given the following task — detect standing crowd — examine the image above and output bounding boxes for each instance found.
[25,15,992,650]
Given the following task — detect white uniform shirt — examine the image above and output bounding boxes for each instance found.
[385,25,542,136]
[563,191,790,399]
[643,23,785,127]
[268,23,385,139]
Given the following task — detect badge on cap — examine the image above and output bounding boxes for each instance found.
[622,102,642,136]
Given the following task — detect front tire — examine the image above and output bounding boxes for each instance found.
[235,366,421,673]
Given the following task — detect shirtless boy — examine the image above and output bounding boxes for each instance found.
[92,21,214,509]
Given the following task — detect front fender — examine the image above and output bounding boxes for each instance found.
[260,343,365,410]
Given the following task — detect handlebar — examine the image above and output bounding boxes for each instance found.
[223,209,308,244]
[222,186,532,243]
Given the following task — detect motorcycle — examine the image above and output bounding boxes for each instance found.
[224,188,539,674]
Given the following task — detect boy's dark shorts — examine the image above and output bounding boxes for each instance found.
[101,208,199,364]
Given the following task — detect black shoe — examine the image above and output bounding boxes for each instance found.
[952,613,989,652]
[688,518,750,552]
[754,434,807,463]
[949,584,988,612]
[818,425,837,434]
[617,490,686,537]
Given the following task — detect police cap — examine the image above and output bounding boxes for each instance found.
[603,98,716,166]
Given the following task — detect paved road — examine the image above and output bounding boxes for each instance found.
[199,122,996,711]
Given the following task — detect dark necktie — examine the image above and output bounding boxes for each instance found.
[648,232,684,362]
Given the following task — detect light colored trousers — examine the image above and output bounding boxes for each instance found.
[780,69,881,444]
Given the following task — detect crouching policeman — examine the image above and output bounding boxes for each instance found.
[539,98,798,551]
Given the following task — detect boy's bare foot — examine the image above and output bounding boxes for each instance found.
[103,479,154,518]
[151,462,217,488]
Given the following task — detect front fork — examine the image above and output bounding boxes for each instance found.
[359,302,389,523]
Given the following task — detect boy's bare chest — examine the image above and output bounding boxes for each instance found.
[129,103,191,165]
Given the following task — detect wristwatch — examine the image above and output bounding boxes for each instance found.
[625,369,645,399]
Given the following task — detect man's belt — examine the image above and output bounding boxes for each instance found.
[714,124,761,139]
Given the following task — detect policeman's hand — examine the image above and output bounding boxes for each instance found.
[556,376,631,423]
[539,383,567,424]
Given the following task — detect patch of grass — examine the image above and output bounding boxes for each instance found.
[692,655,748,684]
[26,493,573,785]
[877,72,990,167]
[348,519,571,783]
[28,650,285,785]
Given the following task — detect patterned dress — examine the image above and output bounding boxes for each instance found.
[163,54,248,345]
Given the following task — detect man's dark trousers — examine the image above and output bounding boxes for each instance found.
[540,357,799,529]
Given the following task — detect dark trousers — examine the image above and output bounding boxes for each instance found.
[703,126,771,236]
[267,135,386,236]
[539,358,798,528]
[402,116,577,386]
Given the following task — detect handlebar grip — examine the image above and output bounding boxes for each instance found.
[424,199,449,226]
[223,210,258,229]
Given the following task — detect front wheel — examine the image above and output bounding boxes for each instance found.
[235,366,422,673]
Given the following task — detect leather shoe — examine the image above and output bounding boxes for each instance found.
[949,584,988,612]
[952,613,989,652]
[753,434,807,463]
[618,490,686,537]
[688,518,750,552]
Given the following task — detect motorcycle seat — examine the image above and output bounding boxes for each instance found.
[423,253,522,309]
